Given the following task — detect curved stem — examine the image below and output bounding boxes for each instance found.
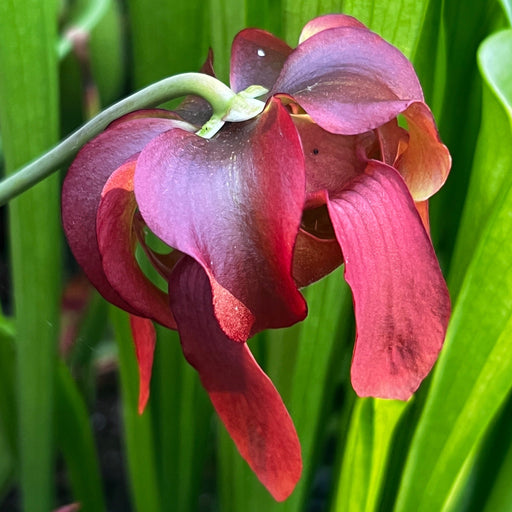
[0,72,236,206]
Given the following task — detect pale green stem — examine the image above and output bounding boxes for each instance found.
[0,72,264,206]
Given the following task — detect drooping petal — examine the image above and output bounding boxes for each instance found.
[62,114,194,313]
[230,29,292,94]
[96,159,177,329]
[298,13,366,43]
[168,257,302,501]
[135,98,307,341]
[398,102,452,200]
[327,161,450,400]
[272,26,424,135]
[129,315,156,414]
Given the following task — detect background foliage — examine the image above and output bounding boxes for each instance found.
[0,0,511,511]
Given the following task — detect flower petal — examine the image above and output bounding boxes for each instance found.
[292,230,342,287]
[135,98,307,341]
[168,257,302,501]
[129,315,156,414]
[327,161,450,400]
[230,28,292,94]
[272,26,424,134]
[298,13,367,43]
[398,102,452,200]
[62,115,193,312]
[96,159,177,329]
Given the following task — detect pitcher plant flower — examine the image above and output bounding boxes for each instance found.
[62,14,451,501]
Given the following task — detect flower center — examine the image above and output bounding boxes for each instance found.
[300,204,336,240]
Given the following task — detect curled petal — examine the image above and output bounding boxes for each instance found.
[62,115,193,312]
[272,26,423,135]
[168,257,302,501]
[96,160,177,329]
[375,118,409,166]
[135,98,307,341]
[327,162,450,400]
[298,13,367,43]
[129,315,156,414]
[292,230,343,287]
[230,29,292,94]
[398,102,452,200]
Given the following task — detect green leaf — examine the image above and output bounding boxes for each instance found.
[110,307,161,512]
[394,31,512,512]
[151,326,212,512]
[449,29,512,297]
[0,317,16,500]
[482,423,512,512]
[55,361,107,512]
[125,0,208,88]
[0,1,61,510]
[333,398,408,512]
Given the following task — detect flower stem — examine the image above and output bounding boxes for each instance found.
[0,72,238,206]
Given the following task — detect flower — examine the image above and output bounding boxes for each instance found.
[62,14,451,500]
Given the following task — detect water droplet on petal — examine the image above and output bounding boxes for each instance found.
[257,48,266,57]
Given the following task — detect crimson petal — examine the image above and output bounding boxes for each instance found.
[62,114,193,312]
[129,315,156,414]
[272,26,423,135]
[327,161,450,400]
[96,159,177,329]
[168,257,302,501]
[230,29,292,94]
[398,102,452,200]
[298,13,367,43]
[135,98,307,341]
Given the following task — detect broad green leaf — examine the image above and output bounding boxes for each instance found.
[499,0,512,26]
[0,1,61,511]
[449,29,512,297]
[333,398,408,512]
[126,0,208,88]
[110,307,161,512]
[429,0,501,262]
[483,425,512,512]
[394,32,512,510]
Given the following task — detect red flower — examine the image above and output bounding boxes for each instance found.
[62,14,451,500]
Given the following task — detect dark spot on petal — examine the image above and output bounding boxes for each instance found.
[312,148,319,155]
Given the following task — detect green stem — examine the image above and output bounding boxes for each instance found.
[0,72,251,206]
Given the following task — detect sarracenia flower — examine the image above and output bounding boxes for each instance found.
[62,14,451,501]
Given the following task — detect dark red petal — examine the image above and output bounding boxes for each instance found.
[398,102,452,200]
[327,161,450,400]
[168,257,302,501]
[298,14,367,43]
[129,315,156,414]
[230,29,292,94]
[292,229,342,287]
[272,27,423,135]
[292,115,371,201]
[134,98,307,341]
[96,160,176,329]
[62,115,194,312]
